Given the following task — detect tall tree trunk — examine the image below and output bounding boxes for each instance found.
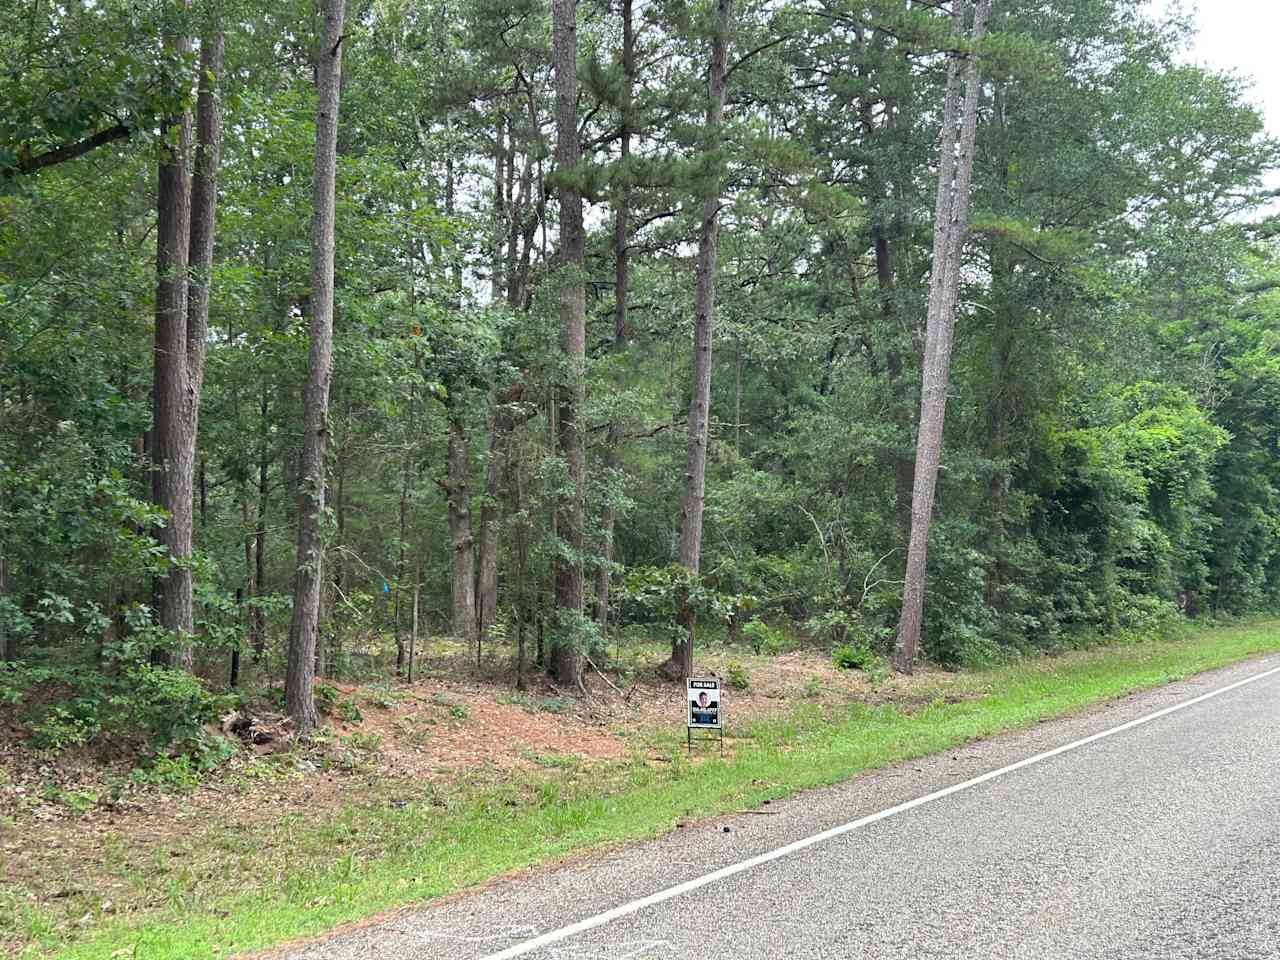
[513,436,530,690]
[252,404,269,661]
[241,489,253,659]
[477,429,502,639]
[286,0,345,734]
[394,453,408,676]
[150,17,195,666]
[595,0,635,635]
[476,144,527,637]
[478,384,532,639]
[876,228,915,545]
[330,422,347,676]
[446,418,478,644]
[0,553,8,662]
[477,151,538,634]
[150,22,222,670]
[550,0,586,686]
[184,28,223,663]
[491,117,506,304]
[894,0,991,674]
[667,0,733,680]
[984,85,1016,614]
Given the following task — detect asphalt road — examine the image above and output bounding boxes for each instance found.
[281,655,1280,960]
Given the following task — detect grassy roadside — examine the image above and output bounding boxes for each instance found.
[14,618,1280,960]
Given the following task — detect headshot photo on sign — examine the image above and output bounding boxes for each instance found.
[687,678,721,728]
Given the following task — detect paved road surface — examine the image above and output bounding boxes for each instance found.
[281,655,1280,960]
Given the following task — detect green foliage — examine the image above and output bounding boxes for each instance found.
[1,661,237,765]
[724,661,750,691]
[130,741,236,791]
[314,683,340,712]
[619,565,735,638]
[3,0,1280,760]
[496,692,570,715]
[831,643,872,671]
[740,618,789,656]
[550,607,604,659]
[39,783,99,818]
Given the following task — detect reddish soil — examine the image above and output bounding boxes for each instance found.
[0,647,958,954]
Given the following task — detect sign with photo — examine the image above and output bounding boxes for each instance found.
[687,677,721,729]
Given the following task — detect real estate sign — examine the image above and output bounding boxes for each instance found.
[687,677,721,729]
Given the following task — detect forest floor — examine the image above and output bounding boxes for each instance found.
[4,622,1280,959]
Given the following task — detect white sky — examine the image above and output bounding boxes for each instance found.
[1156,1,1279,137]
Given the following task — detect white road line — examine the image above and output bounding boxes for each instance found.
[479,659,1280,960]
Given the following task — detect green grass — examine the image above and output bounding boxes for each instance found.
[16,618,1280,960]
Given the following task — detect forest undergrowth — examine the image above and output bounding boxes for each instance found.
[3,618,1278,960]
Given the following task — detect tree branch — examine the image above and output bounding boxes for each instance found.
[3,123,132,178]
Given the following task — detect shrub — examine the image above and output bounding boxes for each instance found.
[725,660,750,690]
[831,643,877,671]
[2,661,237,769]
[741,619,790,656]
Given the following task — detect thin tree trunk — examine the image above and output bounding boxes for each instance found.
[505,143,524,304]
[514,437,529,690]
[330,418,346,676]
[733,337,742,453]
[894,0,991,674]
[150,16,195,666]
[252,411,268,661]
[446,417,478,644]
[477,151,538,634]
[0,553,8,662]
[668,0,733,680]
[394,456,407,676]
[595,0,635,635]
[477,429,501,638]
[984,85,1015,612]
[286,0,345,734]
[183,27,223,666]
[445,155,463,294]
[877,229,915,545]
[241,489,253,663]
[491,117,506,304]
[550,0,586,686]
[230,587,242,687]
[410,569,419,683]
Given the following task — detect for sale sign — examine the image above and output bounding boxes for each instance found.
[687,677,721,729]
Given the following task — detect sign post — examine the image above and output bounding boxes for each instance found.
[686,676,724,755]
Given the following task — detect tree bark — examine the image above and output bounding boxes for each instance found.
[286,0,345,735]
[550,0,587,686]
[513,437,530,690]
[667,0,733,680]
[477,428,501,639]
[894,0,991,675]
[477,151,538,634]
[252,398,269,661]
[394,451,409,676]
[876,228,915,545]
[150,18,195,666]
[184,28,223,661]
[0,553,9,662]
[446,417,478,644]
[595,0,636,635]
[329,410,347,676]
[491,117,506,304]
[149,21,222,670]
